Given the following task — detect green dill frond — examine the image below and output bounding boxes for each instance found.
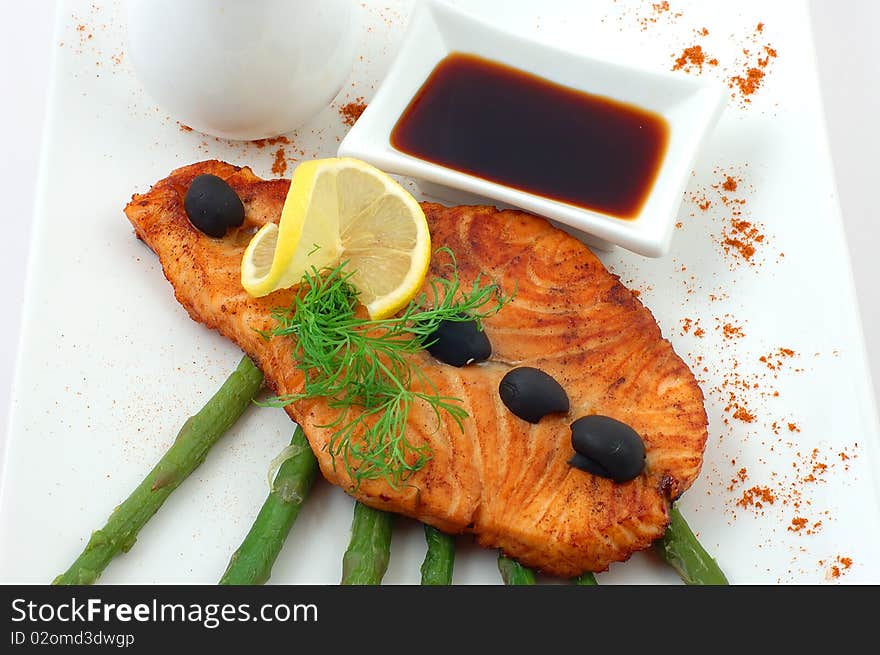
[264,250,514,488]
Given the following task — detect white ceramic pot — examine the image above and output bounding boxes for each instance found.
[125,0,357,140]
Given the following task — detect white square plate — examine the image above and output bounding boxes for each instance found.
[1,0,878,584]
[339,0,726,257]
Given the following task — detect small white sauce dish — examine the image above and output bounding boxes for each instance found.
[338,0,726,257]
[125,0,357,141]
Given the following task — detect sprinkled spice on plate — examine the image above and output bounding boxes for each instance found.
[339,98,368,126]
[729,44,778,103]
[717,169,768,267]
[721,322,745,339]
[822,556,853,579]
[680,317,706,337]
[672,45,719,73]
[721,219,765,262]
[788,517,822,535]
[271,147,288,176]
[736,485,775,510]
[725,445,859,549]
[760,347,797,371]
[612,0,683,32]
[668,21,777,107]
[251,135,290,149]
[732,407,757,423]
[681,166,769,267]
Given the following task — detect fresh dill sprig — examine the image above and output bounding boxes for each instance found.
[262,247,513,488]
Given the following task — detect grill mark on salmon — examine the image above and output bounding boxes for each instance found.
[124,160,709,576]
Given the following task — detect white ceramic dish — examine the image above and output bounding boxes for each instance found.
[125,0,358,140]
[338,0,726,257]
[1,0,878,584]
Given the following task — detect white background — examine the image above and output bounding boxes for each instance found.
[1,0,878,470]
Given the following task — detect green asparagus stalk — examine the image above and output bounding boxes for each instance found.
[497,555,536,585]
[53,356,264,585]
[341,502,394,584]
[420,526,455,585]
[574,572,598,585]
[220,426,318,585]
[655,504,728,585]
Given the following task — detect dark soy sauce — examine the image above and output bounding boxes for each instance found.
[390,53,669,219]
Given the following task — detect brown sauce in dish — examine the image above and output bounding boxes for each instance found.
[390,53,669,219]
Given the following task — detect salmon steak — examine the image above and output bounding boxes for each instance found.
[124,160,708,576]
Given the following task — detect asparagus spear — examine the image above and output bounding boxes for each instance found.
[341,502,394,584]
[220,426,318,585]
[574,572,598,585]
[655,504,728,585]
[497,554,536,585]
[420,526,455,585]
[497,556,600,585]
[53,356,263,585]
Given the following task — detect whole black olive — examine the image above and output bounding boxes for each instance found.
[568,415,646,482]
[425,317,492,367]
[498,367,569,424]
[184,174,245,238]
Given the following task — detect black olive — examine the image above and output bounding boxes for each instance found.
[498,367,569,423]
[184,174,245,238]
[425,316,491,367]
[568,415,646,482]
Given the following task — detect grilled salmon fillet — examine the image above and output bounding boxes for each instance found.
[124,160,708,576]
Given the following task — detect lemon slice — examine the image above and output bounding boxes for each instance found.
[241,158,430,319]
